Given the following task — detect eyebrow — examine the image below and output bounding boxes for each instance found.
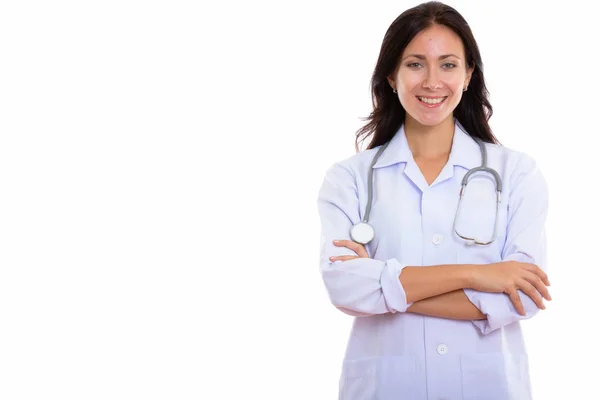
[402,54,461,61]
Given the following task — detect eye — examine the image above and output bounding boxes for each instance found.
[443,63,457,69]
[407,63,422,69]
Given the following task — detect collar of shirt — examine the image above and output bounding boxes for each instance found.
[372,119,482,171]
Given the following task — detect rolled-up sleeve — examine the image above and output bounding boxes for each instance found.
[464,155,549,334]
[317,162,412,317]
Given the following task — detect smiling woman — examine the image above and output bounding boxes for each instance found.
[316,1,550,400]
[389,24,472,125]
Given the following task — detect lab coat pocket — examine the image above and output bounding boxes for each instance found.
[340,356,418,400]
[340,357,379,400]
[378,355,419,396]
[460,353,509,400]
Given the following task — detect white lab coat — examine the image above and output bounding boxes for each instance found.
[317,121,548,399]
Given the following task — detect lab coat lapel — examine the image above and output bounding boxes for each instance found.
[404,158,429,192]
[431,161,455,186]
[372,125,429,190]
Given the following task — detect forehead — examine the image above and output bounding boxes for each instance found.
[403,24,465,57]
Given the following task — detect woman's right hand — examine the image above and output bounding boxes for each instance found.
[468,261,552,316]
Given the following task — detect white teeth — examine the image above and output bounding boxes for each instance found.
[418,97,445,104]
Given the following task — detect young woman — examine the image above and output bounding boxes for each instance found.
[316,2,551,399]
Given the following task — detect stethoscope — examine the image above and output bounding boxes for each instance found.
[349,133,503,246]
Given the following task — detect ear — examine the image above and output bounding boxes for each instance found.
[464,65,474,88]
[387,76,396,91]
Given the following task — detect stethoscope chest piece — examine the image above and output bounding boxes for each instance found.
[350,222,375,245]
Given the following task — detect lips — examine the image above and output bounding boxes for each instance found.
[417,96,447,105]
[415,96,448,108]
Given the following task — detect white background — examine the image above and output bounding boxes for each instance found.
[0,1,598,399]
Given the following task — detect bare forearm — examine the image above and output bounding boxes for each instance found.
[406,289,486,320]
[400,264,474,303]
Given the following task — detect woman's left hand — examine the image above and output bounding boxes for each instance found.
[329,240,370,261]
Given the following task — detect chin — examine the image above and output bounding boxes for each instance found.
[411,113,450,127]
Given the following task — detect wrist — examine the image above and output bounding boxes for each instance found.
[406,301,418,313]
[459,264,476,289]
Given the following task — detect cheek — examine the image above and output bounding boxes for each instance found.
[397,72,420,91]
[445,74,467,90]
[396,76,420,104]
[451,83,465,93]
[397,91,417,111]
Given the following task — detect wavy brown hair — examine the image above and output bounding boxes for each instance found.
[355,1,500,152]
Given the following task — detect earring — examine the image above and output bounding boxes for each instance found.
[393,88,397,93]
[463,86,468,92]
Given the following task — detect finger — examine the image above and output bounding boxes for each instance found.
[507,288,526,316]
[333,240,369,258]
[524,263,550,286]
[537,266,551,286]
[523,271,552,301]
[356,246,369,258]
[516,278,545,310]
[329,255,359,262]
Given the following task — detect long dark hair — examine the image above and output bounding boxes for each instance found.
[355,1,499,152]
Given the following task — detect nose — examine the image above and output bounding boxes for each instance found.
[422,68,442,89]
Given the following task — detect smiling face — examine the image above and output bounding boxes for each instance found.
[388,24,473,127]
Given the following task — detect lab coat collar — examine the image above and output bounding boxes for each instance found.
[372,119,481,170]
[449,121,482,170]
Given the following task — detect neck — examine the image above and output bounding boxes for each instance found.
[404,115,455,160]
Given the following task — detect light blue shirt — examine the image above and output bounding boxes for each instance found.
[316,121,548,400]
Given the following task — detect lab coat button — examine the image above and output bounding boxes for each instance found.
[436,344,448,355]
[432,234,443,245]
